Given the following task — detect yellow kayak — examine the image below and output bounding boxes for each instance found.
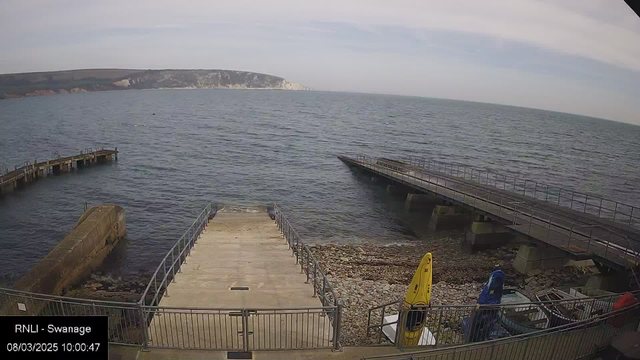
[401,252,432,346]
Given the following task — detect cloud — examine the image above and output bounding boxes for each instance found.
[1,0,639,123]
[3,0,639,71]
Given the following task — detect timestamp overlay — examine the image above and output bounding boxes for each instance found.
[1,316,108,359]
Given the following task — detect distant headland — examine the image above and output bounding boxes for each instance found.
[0,68,310,99]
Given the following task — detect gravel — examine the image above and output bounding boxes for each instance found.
[310,237,593,346]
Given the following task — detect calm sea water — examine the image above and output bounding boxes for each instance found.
[1,89,639,284]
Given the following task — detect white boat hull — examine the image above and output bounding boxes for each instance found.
[382,314,436,346]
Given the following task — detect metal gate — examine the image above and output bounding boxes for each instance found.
[143,305,340,351]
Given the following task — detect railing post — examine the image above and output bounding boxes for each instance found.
[545,185,549,201]
[137,302,150,351]
[597,198,603,217]
[333,302,343,351]
[313,262,317,297]
[300,243,304,272]
[242,309,249,352]
[322,277,327,305]
[171,250,176,282]
[570,191,575,210]
[568,223,575,248]
[395,308,406,351]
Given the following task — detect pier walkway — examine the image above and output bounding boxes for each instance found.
[339,155,640,271]
[0,148,118,195]
[158,211,320,309]
[142,205,339,352]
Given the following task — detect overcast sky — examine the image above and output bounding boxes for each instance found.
[1,0,639,124]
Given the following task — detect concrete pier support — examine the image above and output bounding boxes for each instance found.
[404,193,440,212]
[465,221,514,250]
[513,244,572,274]
[428,205,473,230]
[386,184,409,197]
[585,274,627,292]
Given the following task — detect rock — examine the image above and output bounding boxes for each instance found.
[525,277,535,284]
[529,269,543,276]
[339,257,350,262]
[89,282,103,289]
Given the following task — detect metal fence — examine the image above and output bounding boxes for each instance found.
[363,302,640,360]
[367,290,637,350]
[2,202,343,352]
[403,155,639,229]
[0,287,144,346]
[272,203,343,349]
[139,203,214,306]
[351,155,640,268]
[142,305,338,351]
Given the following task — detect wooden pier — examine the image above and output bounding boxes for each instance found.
[0,148,118,195]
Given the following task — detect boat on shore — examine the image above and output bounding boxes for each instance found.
[499,288,549,334]
[536,288,591,327]
[569,287,616,317]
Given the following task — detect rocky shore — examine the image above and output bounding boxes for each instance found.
[311,237,593,346]
[64,272,151,303]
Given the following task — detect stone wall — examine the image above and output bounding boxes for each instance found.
[5,205,125,314]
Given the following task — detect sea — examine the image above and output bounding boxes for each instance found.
[1,89,639,285]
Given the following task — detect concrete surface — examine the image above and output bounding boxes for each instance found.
[8,204,125,314]
[465,221,513,250]
[148,211,332,350]
[109,344,400,360]
[404,193,440,212]
[428,205,473,231]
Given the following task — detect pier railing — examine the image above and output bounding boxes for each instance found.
[2,203,342,352]
[272,203,343,349]
[366,290,635,350]
[403,155,639,229]
[139,203,214,306]
[0,286,144,345]
[141,305,338,351]
[352,155,640,268]
[363,300,640,360]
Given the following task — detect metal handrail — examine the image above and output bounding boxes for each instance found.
[352,155,640,267]
[404,155,639,228]
[368,289,639,317]
[364,301,640,359]
[272,203,343,350]
[139,203,213,306]
[273,203,340,308]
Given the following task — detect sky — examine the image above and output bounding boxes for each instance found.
[1,0,640,124]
